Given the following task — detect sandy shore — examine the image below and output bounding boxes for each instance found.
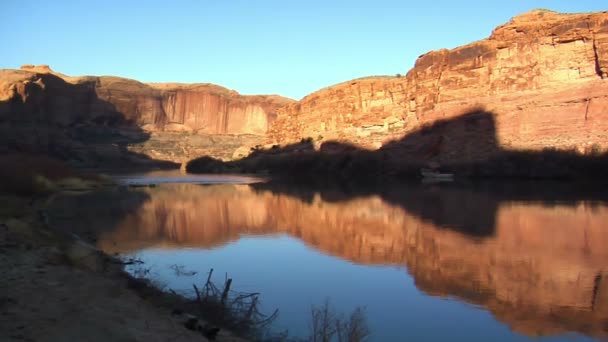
[0,194,247,342]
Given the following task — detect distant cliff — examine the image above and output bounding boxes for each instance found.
[268,10,608,162]
[0,66,293,166]
[2,65,292,134]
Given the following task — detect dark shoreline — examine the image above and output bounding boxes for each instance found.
[185,143,608,183]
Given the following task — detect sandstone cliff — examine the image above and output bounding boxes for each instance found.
[268,10,608,163]
[1,65,292,134]
[0,66,293,165]
[3,10,608,169]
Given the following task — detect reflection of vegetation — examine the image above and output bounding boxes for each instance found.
[308,300,369,342]
[188,276,371,342]
[189,268,278,338]
[270,300,370,342]
[128,262,168,291]
[128,263,371,341]
[170,264,197,276]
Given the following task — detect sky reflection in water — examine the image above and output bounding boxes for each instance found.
[53,174,607,341]
[132,236,553,341]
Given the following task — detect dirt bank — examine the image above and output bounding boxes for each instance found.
[0,193,247,342]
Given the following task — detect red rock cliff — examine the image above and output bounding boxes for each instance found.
[0,67,293,165]
[0,67,292,135]
[268,10,608,159]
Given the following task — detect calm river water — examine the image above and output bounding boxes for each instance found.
[50,171,608,341]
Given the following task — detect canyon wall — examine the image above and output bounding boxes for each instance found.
[0,66,293,165]
[2,10,608,167]
[268,10,608,162]
[2,65,292,134]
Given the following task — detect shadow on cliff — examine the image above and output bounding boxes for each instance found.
[187,108,608,180]
[0,72,177,170]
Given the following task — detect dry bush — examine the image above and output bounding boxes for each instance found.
[309,300,370,342]
[190,269,278,337]
[0,154,76,195]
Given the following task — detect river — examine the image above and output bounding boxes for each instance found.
[48,171,608,341]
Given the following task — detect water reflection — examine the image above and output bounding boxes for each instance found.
[87,181,608,339]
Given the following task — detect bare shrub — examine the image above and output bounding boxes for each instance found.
[309,300,370,342]
[190,269,279,337]
[0,153,90,195]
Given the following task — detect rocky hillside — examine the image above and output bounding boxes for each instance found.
[0,65,293,166]
[2,10,607,168]
[268,10,608,162]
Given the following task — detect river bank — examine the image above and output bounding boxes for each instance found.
[0,178,247,342]
[185,139,608,182]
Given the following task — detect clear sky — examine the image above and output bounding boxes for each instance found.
[1,0,605,99]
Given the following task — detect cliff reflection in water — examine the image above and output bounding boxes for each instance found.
[97,183,608,338]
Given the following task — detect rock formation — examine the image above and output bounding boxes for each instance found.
[0,66,293,166]
[1,66,292,134]
[2,10,607,168]
[268,10,608,163]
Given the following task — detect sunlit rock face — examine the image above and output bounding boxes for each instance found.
[3,11,607,166]
[94,183,608,338]
[1,67,291,135]
[268,10,608,159]
[93,79,290,135]
[0,67,293,164]
[4,11,608,166]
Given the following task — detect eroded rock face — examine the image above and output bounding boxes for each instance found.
[93,78,292,135]
[0,67,293,165]
[1,67,291,134]
[3,10,608,166]
[268,10,608,162]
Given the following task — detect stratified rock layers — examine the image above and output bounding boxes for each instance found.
[2,10,608,166]
[0,68,292,164]
[0,69,291,135]
[268,10,608,161]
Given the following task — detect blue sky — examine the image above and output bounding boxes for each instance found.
[1,1,605,99]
